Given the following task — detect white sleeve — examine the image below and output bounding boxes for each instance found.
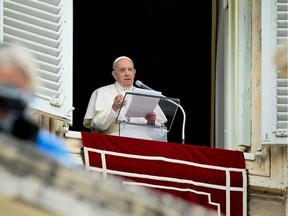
[90,106,118,131]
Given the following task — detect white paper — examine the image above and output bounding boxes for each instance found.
[125,88,162,118]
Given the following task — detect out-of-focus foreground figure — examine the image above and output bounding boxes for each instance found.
[275,40,288,78]
[0,45,218,216]
[0,42,75,166]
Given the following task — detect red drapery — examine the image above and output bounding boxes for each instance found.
[81,132,247,216]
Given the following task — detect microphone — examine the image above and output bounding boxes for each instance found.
[135,80,154,91]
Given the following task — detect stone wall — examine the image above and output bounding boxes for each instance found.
[0,132,218,216]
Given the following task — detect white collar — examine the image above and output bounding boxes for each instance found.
[114,81,133,92]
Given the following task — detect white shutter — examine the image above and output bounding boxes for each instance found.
[2,0,73,122]
[262,0,288,145]
[275,0,288,140]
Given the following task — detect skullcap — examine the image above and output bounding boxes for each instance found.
[112,56,132,68]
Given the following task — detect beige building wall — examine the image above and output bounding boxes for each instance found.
[30,1,288,215]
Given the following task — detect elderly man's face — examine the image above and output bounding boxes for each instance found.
[0,64,32,90]
[112,58,136,88]
[0,64,32,116]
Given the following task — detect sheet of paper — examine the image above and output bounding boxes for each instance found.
[125,88,162,118]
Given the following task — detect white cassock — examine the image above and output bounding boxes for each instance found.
[83,81,168,141]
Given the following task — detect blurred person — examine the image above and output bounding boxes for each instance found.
[83,56,167,140]
[275,40,288,78]
[0,42,75,167]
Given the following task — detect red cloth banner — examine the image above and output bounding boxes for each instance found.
[81,132,247,216]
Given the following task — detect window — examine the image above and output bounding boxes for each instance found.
[215,0,252,150]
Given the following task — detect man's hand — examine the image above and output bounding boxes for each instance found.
[112,94,127,111]
[145,112,156,125]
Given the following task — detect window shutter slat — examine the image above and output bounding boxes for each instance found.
[4,1,61,23]
[4,16,60,39]
[10,0,61,14]
[4,8,60,31]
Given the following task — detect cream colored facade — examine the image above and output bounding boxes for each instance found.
[28,0,287,215]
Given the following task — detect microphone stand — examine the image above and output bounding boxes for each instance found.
[135,80,186,144]
[162,96,186,144]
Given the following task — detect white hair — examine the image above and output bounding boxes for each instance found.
[0,43,38,90]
